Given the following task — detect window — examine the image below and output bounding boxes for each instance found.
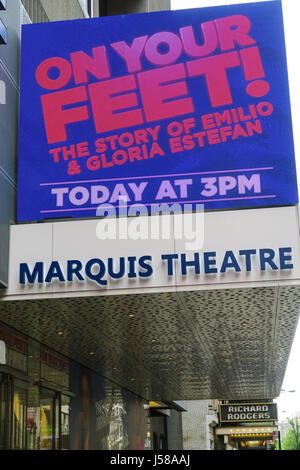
[99,1,108,16]
[0,18,7,44]
[39,388,70,450]
[13,381,27,449]
[78,0,92,17]
[61,395,70,450]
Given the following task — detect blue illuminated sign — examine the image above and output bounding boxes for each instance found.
[18,1,298,221]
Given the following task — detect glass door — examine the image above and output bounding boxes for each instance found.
[0,379,70,450]
[40,387,55,450]
[0,374,29,450]
[40,387,63,450]
[12,379,28,449]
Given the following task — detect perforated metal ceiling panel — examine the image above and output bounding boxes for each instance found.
[0,285,299,401]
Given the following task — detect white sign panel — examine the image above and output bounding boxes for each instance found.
[3,206,300,300]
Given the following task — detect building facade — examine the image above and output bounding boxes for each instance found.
[0,0,176,451]
[176,400,219,450]
[0,0,299,451]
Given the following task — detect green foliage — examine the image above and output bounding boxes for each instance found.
[282,418,300,450]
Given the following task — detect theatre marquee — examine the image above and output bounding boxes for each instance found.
[219,402,278,423]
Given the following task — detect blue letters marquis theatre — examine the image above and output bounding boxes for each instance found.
[19,247,294,286]
[18,0,298,221]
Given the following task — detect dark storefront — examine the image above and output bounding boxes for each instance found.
[69,361,150,450]
[0,321,151,450]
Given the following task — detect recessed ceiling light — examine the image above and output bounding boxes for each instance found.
[57,331,63,335]
[89,351,95,355]
[241,322,248,326]
[129,314,135,318]
[151,339,157,343]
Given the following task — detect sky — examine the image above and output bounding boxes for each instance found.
[171,0,300,422]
